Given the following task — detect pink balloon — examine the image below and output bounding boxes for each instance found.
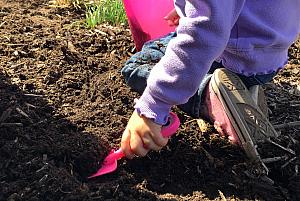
[123,0,176,50]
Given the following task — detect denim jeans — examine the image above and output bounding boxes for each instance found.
[121,32,277,118]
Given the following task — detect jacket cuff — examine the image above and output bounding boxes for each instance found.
[134,89,172,125]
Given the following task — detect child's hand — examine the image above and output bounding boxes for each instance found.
[164,8,180,26]
[121,110,168,159]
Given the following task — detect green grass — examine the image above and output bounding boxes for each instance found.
[85,0,127,28]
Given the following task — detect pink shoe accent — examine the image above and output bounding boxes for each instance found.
[204,83,240,144]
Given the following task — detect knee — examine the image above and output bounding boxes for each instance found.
[121,63,151,94]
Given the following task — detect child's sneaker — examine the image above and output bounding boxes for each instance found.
[203,68,278,167]
[249,85,269,119]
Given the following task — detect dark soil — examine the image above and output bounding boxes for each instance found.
[0,1,299,200]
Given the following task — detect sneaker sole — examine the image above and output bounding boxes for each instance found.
[210,68,278,161]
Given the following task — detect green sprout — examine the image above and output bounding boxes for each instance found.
[85,0,127,28]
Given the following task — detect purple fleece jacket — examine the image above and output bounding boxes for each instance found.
[135,0,300,125]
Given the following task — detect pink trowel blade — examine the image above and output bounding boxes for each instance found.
[88,112,180,178]
[88,149,125,178]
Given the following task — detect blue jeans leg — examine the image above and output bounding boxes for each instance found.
[177,62,223,118]
[237,72,277,88]
[121,32,176,94]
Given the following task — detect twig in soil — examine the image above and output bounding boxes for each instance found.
[281,157,297,169]
[36,163,49,173]
[11,62,26,69]
[288,134,299,145]
[112,184,119,196]
[295,164,299,176]
[260,175,275,185]
[0,21,6,28]
[160,183,166,188]
[184,119,197,125]
[59,187,72,194]
[0,43,27,46]
[39,174,48,183]
[110,90,114,101]
[261,156,288,164]
[25,102,37,109]
[16,107,33,123]
[31,119,47,126]
[274,121,300,129]
[197,165,201,174]
[0,107,13,123]
[0,122,23,127]
[266,138,296,155]
[184,165,190,174]
[24,93,44,97]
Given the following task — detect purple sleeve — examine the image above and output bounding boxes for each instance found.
[135,0,245,125]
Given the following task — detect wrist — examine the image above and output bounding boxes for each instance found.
[134,93,171,125]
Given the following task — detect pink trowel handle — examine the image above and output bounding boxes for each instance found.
[109,112,180,160]
[88,112,180,178]
[103,149,125,164]
[161,112,180,138]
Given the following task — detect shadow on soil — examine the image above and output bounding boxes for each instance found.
[2,70,299,201]
[0,71,107,200]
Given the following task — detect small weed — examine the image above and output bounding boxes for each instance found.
[49,0,127,28]
[85,0,127,28]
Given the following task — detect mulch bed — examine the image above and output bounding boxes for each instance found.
[1,1,299,200]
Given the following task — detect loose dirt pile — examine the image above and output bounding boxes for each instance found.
[1,1,299,200]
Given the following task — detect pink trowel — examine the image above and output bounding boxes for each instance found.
[89,112,180,178]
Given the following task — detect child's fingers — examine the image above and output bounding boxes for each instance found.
[166,20,176,26]
[164,8,178,20]
[174,17,180,26]
[150,131,168,148]
[142,133,162,151]
[165,17,180,27]
[121,128,135,159]
[130,131,149,157]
